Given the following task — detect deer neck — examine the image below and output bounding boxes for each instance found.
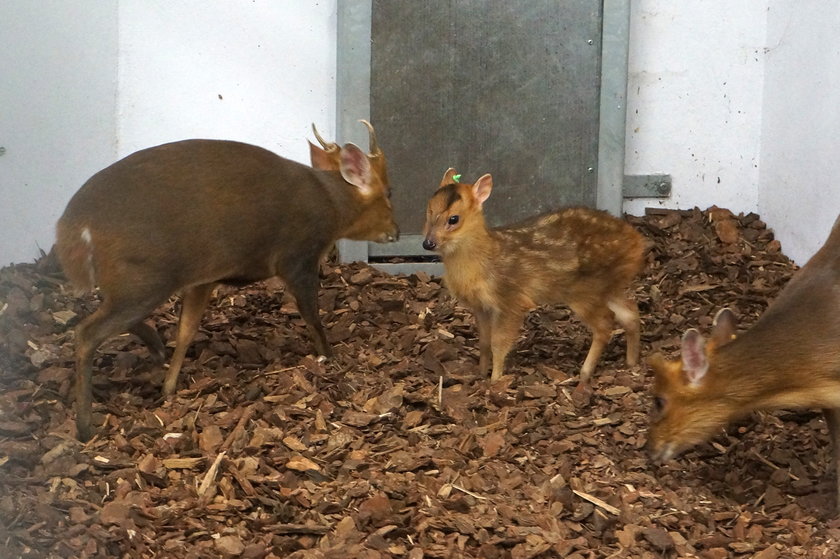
[315,170,366,236]
[440,217,501,306]
[714,322,840,411]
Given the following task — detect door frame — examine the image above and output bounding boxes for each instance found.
[335,0,631,275]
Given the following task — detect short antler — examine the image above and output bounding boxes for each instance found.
[311,123,338,152]
[360,119,381,156]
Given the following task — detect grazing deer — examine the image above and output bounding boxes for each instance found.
[647,214,840,511]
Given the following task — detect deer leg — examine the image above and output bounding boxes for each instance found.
[608,296,640,367]
[162,283,215,396]
[473,307,493,376]
[286,267,331,358]
[489,312,524,382]
[571,303,613,384]
[73,293,164,441]
[128,321,166,365]
[823,408,840,513]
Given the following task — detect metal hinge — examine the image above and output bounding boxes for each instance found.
[623,174,671,198]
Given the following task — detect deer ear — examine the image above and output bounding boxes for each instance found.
[309,141,340,171]
[472,174,493,206]
[339,143,373,196]
[681,329,709,386]
[439,168,458,188]
[711,308,737,347]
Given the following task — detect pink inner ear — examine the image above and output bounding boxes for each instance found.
[339,145,372,192]
[340,145,363,175]
[681,329,709,385]
[472,174,492,205]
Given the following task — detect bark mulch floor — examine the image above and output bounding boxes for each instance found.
[1,207,839,558]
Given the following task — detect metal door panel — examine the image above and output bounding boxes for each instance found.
[371,0,602,233]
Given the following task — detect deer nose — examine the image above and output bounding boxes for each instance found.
[422,238,436,251]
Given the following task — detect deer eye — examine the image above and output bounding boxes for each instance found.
[448,215,459,225]
[652,396,666,417]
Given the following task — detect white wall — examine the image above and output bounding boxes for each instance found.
[0,1,118,266]
[623,1,768,217]
[623,0,840,264]
[758,2,840,264]
[117,1,337,162]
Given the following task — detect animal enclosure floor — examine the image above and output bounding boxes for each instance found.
[1,207,839,558]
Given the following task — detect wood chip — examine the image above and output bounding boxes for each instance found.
[286,454,320,472]
[572,489,620,515]
[197,452,226,498]
[162,457,206,470]
[3,208,832,556]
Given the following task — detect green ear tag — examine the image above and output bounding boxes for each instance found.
[452,174,462,183]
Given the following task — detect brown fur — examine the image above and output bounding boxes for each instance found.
[423,168,645,382]
[647,214,840,511]
[56,122,398,441]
